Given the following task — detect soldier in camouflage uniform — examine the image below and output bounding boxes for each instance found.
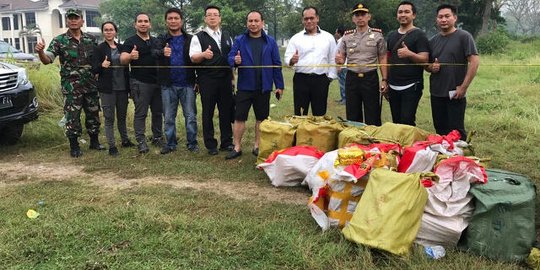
[35,8,105,157]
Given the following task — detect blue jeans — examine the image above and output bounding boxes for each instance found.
[161,85,198,149]
[338,68,347,101]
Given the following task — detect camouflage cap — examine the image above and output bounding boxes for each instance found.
[66,8,82,17]
[352,3,369,14]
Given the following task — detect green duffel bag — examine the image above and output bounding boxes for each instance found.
[459,169,537,262]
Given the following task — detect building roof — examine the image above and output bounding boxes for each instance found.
[59,0,100,10]
[0,0,100,14]
[0,0,48,13]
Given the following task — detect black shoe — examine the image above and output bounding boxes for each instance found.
[187,145,200,153]
[109,146,119,156]
[138,142,149,154]
[225,149,242,160]
[208,148,218,155]
[160,146,176,155]
[68,137,82,158]
[219,144,234,152]
[252,148,259,157]
[151,137,165,147]
[89,135,106,150]
[70,148,82,158]
[121,139,135,148]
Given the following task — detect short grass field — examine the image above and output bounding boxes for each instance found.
[0,40,538,269]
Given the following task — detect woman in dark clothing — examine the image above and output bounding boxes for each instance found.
[92,21,134,156]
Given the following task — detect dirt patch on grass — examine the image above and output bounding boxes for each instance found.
[0,162,309,205]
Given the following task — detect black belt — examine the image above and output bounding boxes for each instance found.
[348,69,377,78]
[298,73,326,77]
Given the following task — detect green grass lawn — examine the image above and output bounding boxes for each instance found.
[0,40,538,269]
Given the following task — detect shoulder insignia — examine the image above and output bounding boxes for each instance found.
[370,28,383,34]
[344,29,355,36]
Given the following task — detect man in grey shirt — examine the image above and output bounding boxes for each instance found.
[426,4,479,139]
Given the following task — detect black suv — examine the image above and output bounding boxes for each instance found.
[0,62,38,144]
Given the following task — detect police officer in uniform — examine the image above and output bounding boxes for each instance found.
[335,3,387,126]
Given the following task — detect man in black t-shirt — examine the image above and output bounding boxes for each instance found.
[426,4,479,139]
[386,1,429,126]
[120,13,163,154]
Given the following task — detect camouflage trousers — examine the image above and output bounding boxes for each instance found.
[63,91,101,138]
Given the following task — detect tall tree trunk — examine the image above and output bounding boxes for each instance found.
[480,0,493,35]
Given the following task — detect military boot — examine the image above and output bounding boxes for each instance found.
[89,134,105,150]
[69,137,82,158]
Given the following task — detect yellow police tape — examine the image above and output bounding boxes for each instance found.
[89,63,540,69]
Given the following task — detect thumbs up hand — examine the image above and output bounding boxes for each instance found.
[234,50,242,65]
[431,57,440,73]
[130,45,139,60]
[397,42,411,58]
[35,37,46,53]
[101,55,111,68]
[203,45,213,60]
[290,49,299,66]
[164,43,171,57]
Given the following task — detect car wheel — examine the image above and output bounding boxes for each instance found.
[0,123,24,145]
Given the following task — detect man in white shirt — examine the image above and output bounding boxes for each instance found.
[284,6,337,116]
[189,5,234,156]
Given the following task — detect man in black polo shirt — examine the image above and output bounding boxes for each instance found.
[189,5,234,156]
[120,13,163,154]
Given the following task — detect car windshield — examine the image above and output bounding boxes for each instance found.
[0,42,21,54]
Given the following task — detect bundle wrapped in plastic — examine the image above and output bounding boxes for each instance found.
[257,146,324,187]
[416,156,487,247]
[306,143,401,231]
[398,130,471,173]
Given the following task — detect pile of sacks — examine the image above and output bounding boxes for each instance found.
[256,116,537,263]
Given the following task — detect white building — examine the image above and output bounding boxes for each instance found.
[0,0,100,53]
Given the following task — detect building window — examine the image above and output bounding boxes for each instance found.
[13,14,19,30]
[58,12,63,28]
[25,12,36,27]
[14,38,20,50]
[27,37,37,53]
[85,11,100,27]
[1,17,10,30]
[3,38,9,43]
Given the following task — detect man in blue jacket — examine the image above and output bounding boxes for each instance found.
[226,10,284,160]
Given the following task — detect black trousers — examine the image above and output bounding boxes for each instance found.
[199,76,234,150]
[388,82,423,126]
[430,96,467,139]
[130,79,163,143]
[292,73,330,116]
[345,70,381,125]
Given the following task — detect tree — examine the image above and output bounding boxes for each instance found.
[99,0,169,40]
[504,0,540,36]
[300,0,400,35]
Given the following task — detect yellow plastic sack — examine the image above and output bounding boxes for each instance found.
[257,119,296,164]
[342,169,435,256]
[338,126,379,147]
[285,115,332,126]
[369,122,430,147]
[296,118,344,152]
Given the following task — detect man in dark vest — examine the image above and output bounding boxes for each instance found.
[189,5,234,156]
